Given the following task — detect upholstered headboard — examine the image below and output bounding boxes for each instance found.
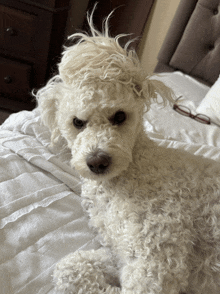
[154,0,220,86]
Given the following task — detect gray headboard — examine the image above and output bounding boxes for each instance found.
[154,0,220,86]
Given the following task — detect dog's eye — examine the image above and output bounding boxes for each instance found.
[73,117,87,129]
[110,111,126,125]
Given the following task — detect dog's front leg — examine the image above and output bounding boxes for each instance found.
[54,247,121,294]
[119,255,189,294]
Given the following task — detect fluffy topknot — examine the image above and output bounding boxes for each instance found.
[59,6,145,94]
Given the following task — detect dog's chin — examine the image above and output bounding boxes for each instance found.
[79,170,115,182]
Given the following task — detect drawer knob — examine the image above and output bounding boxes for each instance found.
[6,27,17,36]
[4,76,13,84]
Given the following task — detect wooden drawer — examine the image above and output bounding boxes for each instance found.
[0,57,32,102]
[0,5,36,57]
[0,0,71,112]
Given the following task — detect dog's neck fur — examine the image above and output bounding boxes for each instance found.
[107,127,155,186]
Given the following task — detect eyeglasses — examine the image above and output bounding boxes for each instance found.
[173,97,211,125]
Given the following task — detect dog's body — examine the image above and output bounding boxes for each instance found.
[37,14,220,294]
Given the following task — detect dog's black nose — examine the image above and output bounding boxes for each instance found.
[86,151,111,174]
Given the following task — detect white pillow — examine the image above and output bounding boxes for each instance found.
[196,75,220,126]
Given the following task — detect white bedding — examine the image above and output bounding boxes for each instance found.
[1,72,220,293]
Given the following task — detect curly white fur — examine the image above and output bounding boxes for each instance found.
[36,9,220,294]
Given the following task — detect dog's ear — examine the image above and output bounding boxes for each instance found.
[140,78,175,110]
[36,76,62,143]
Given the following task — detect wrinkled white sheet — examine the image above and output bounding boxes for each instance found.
[145,72,220,160]
[0,110,100,294]
[1,72,220,293]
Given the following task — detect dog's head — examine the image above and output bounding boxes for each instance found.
[37,11,173,181]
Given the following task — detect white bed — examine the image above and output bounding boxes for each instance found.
[1,71,220,293]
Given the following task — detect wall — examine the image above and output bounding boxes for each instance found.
[138,0,181,73]
[65,0,90,37]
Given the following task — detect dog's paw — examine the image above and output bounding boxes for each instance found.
[54,250,120,294]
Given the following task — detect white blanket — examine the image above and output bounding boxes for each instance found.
[1,72,220,293]
[0,110,100,294]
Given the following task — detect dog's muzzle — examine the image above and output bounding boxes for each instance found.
[86,150,112,174]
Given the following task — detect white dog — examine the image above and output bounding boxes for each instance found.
[37,12,220,294]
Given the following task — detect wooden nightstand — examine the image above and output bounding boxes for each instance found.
[0,0,70,112]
